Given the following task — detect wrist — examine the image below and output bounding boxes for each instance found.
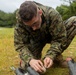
[28,58,35,66]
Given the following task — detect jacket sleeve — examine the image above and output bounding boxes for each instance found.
[14,23,34,64]
[45,8,67,60]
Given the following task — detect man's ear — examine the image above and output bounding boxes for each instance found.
[38,9,42,16]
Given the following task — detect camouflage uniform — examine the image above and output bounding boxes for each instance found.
[14,2,76,67]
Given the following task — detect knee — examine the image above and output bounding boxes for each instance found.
[71,16,76,18]
[68,16,76,26]
[69,16,76,21]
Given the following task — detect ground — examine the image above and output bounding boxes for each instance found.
[0,27,76,75]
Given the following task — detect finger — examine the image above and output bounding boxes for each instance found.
[47,60,53,68]
[46,60,50,68]
[34,64,43,72]
[38,60,44,67]
[47,62,52,68]
[36,62,44,72]
[44,59,47,68]
[44,58,51,68]
[33,66,38,71]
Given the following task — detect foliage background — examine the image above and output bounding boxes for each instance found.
[0,1,76,27]
[56,1,76,20]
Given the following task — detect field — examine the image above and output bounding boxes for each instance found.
[0,27,76,75]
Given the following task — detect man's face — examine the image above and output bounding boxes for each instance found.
[23,9,42,31]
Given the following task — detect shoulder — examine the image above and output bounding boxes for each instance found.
[34,1,49,14]
[34,2,60,18]
[49,8,61,18]
[16,9,23,24]
[46,7,62,23]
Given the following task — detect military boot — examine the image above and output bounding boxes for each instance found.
[53,55,68,68]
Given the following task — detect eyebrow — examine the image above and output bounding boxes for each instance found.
[24,20,38,26]
[31,13,39,26]
[32,21,38,25]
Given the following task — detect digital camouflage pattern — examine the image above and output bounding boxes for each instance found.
[14,1,76,65]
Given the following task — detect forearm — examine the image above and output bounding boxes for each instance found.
[15,44,34,64]
[44,36,67,60]
[46,20,67,60]
[14,24,34,64]
[44,41,65,60]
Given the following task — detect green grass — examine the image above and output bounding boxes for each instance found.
[0,27,20,75]
[0,27,76,75]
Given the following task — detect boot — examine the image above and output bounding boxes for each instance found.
[53,55,68,68]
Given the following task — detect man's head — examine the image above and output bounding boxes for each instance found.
[19,1,42,30]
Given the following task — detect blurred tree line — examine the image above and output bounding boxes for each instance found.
[0,0,76,27]
[56,0,76,20]
[0,10,17,27]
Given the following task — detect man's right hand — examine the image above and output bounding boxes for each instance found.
[29,59,44,73]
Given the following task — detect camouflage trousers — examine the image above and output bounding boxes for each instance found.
[20,16,76,69]
[63,16,76,49]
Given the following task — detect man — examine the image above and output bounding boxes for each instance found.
[14,1,76,74]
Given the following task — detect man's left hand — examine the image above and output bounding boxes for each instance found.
[43,57,53,68]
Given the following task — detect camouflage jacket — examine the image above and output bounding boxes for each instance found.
[14,2,67,64]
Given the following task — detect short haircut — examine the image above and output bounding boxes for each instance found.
[19,1,37,22]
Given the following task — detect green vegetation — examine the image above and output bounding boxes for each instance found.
[0,28,20,75]
[0,1,76,27]
[56,1,76,20]
[0,10,16,27]
[0,28,76,75]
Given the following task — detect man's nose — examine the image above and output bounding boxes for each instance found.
[32,27,37,31]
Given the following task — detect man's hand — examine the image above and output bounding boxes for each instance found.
[43,57,53,68]
[29,59,44,73]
